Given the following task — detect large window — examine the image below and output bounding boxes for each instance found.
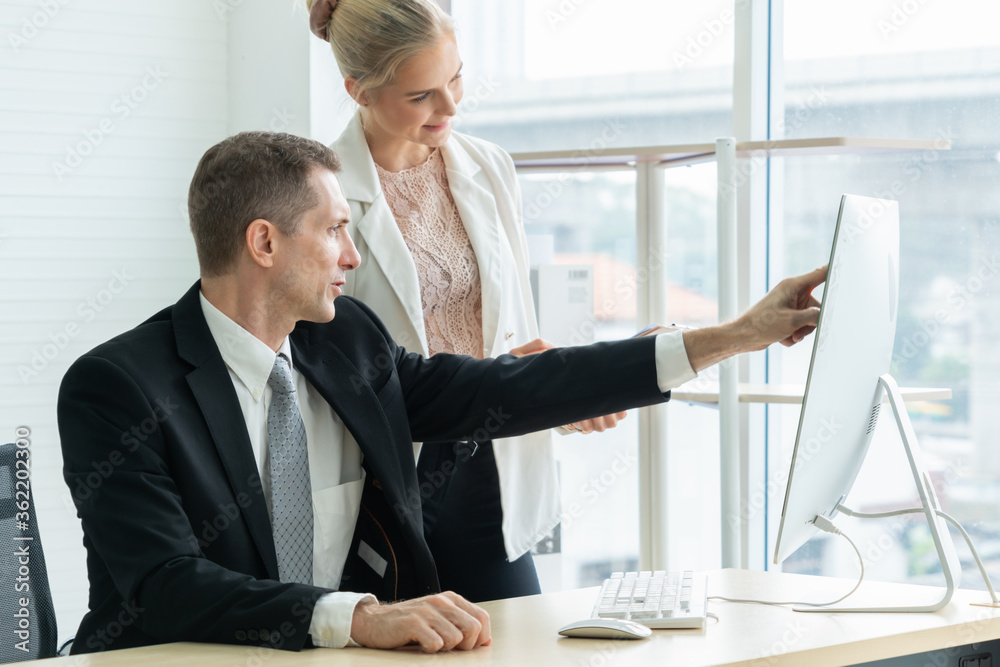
[453,0,736,590]
[519,170,641,589]
[660,162,722,570]
[451,0,735,152]
[770,1,1000,586]
[466,0,1000,592]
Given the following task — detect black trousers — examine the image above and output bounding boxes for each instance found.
[417,440,541,603]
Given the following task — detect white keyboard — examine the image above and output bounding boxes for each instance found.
[592,570,709,629]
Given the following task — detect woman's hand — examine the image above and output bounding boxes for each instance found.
[508,338,626,434]
[565,412,627,434]
[508,338,556,357]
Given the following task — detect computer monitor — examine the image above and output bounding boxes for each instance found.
[772,194,962,612]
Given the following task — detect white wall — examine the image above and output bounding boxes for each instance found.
[0,0,228,643]
[228,0,311,136]
[225,0,355,143]
[0,0,360,644]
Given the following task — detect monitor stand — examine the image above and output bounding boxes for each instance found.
[796,373,963,613]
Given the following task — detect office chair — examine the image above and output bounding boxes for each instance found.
[0,442,58,661]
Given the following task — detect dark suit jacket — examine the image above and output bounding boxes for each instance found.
[58,282,669,653]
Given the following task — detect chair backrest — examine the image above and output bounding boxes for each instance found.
[0,442,58,661]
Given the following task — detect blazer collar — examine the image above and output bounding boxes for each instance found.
[331,112,382,205]
[332,112,487,200]
[173,282,280,579]
[172,285,416,578]
[439,132,482,180]
[337,118,506,357]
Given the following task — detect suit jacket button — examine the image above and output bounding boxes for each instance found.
[248,630,259,641]
[235,630,247,641]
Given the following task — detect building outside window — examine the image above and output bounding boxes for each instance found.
[453,0,1000,592]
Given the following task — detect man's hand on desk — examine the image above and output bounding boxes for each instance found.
[350,592,492,652]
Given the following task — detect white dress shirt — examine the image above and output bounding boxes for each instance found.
[200,293,373,648]
[199,291,696,649]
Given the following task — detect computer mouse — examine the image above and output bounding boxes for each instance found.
[557,618,653,640]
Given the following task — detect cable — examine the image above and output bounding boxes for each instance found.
[709,517,866,608]
[838,503,1000,605]
[710,505,1000,611]
[836,503,920,520]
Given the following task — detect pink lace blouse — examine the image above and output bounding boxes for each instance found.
[376,149,484,359]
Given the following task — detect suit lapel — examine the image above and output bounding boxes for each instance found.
[290,329,409,528]
[173,283,279,580]
[442,142,504,354]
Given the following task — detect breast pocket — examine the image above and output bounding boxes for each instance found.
[312,471,366,589]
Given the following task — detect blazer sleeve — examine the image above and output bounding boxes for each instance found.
[344,298,670,443]
[58,355,331,651]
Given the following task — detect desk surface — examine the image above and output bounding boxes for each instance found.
[33,570,1000,667]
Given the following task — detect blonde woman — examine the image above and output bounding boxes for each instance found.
[308,0,624,601]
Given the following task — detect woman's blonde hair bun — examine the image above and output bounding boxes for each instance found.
[311,0,455,101]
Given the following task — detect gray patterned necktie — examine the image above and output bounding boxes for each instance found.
[267,354,313,584]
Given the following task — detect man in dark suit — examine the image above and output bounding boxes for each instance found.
[58,132,824,654]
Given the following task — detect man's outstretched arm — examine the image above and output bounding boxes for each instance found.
[682,266,826,373]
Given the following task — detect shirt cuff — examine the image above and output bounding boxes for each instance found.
[309,592,377,648]
[655,330,697,393]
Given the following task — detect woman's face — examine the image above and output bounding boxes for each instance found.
[362,35,465,154]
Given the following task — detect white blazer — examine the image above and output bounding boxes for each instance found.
[332,113,561,560]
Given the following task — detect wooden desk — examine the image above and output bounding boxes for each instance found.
[31,570,1000,666]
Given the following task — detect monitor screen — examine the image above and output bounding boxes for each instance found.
[773,194,900,565]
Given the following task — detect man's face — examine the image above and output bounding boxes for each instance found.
[271,168,360,323]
